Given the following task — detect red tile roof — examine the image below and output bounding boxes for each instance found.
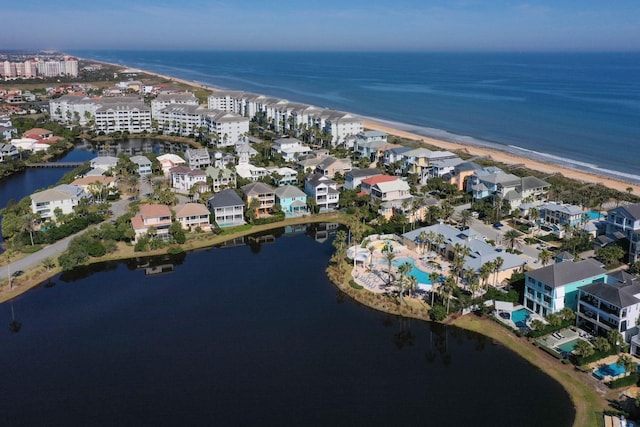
[361,175,398,186]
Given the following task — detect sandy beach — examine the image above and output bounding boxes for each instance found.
[90,57,640,195]
[361,118,640,194]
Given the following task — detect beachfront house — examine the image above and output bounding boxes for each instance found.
[30,184,85,220]
[540,202,585,228]
[402,148,457,177]
[605,202,640,264]
[130,204,173,242]
[174,202,212,231]
[208,189,245,228]
[467,167,549,209]
[577,270,640,344]
[274,185,308,217]
[445,161,481,192]
[523,258,607,316]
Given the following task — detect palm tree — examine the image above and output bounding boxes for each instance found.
[529,207,540,236]
[382,242,396,285]
[433,233,445,255]
[407,276,418,298]
[41,257,55,272]
[22,212,39,246]
[458,209,473,229]
[397,261,412,304]
[429,271,441,306]
[503,229,521,252]
[493,256,504,287]
[368,245,376,271]
[443,274,457,314]
[463,268,477,294]
[538,248,553,266]
[418,230,428,254]
[479,262,493,292]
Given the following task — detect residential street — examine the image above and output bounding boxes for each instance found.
[0,198,131,282]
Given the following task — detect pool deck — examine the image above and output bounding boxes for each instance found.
[537,327,582,350]
[350,236,452,293]
[589,354,640,382]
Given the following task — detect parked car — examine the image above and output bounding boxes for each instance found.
[493,222,504,229]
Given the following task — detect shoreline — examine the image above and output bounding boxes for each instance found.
[76,54,640,193]
[1,213,607,426]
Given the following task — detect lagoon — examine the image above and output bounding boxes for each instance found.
[0,229,573,426]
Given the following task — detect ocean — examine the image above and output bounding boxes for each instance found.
[69,50,640,183]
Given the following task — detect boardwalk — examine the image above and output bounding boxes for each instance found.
[26,162,84,168]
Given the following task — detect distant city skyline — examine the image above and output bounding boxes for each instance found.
[1,0,639,52]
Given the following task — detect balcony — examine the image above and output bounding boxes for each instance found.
[599,303,620,316]
[578,306,597,320]
[600,318,619,329]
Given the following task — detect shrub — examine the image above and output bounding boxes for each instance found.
[21,245,42,254]
[430,305,447,321]
[609,373,639,389]
[349,280,364,290]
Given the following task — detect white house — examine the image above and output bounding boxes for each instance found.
[30,184,85,220]
[130,155,152,176]
[304,173,339,211]
[170,166,207,191]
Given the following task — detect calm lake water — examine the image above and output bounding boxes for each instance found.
[0,228,574,427]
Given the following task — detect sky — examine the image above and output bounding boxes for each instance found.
[2,0,639,51]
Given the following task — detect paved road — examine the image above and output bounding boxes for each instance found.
[0,198,131,281]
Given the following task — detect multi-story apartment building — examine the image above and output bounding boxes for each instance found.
[94,97,152,134]
[204,110,249,147]
[49,95,99,125]
[151,92,200,118]
[156,104,205,136]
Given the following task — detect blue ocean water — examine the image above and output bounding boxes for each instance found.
[69,50,640,183]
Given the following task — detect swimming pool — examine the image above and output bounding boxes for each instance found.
[511,308,530,327]
[586,210,602,221]
[392,258,432,285]
[595,362,626,378]
[556,338,583,353]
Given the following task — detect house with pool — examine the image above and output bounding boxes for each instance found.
[576,270,640,348]
[523,258,607,317]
